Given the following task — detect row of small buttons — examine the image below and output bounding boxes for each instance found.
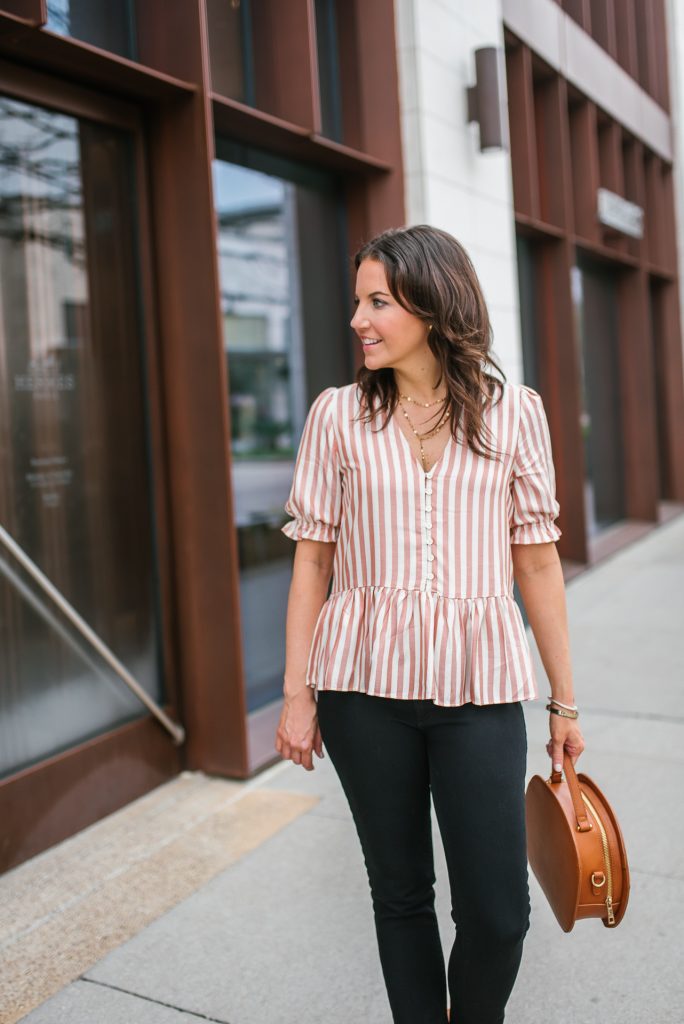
[425,473,434,581]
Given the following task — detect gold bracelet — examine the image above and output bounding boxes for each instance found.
[547,696,578,711]
[545,703,579,719]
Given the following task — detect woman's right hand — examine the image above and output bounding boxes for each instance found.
[275,687,324,771]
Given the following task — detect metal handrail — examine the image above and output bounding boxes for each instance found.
[0,523,185,746]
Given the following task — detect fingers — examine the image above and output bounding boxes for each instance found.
[545,735,565,770]
[552,741,565,773]
[289,743,313,770]
[301,748,314,771]
[278,739,290,761]
[545,728,586,772]
[274,730,317,771]
[275,697,323,771]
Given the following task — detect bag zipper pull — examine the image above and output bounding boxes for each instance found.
[606,895,615,925]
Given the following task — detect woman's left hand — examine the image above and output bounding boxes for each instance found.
[546,714,585,771]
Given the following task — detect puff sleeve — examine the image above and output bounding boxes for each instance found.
[509,385,562,544]
[281,386,342,543]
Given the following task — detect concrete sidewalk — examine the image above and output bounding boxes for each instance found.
[4,514,684,1024]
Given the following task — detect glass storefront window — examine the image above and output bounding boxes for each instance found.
[46,0,136,59]
[213,139,350,711]
[0,96,161,776]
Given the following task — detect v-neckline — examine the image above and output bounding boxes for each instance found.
[389,409,454,477]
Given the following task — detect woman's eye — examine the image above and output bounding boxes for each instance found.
[372,299,386,308]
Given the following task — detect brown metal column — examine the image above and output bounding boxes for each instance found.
[616,267,660,519]
[535,71,588,561]
[344,0,405,261]
[138,0,249,776]
[506,43,540,221]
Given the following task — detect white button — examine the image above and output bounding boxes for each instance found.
[425,504,432,512]
[428,554,434,561]
[427,573,434,580]
[427,538,433,545]
[425,486,432,495]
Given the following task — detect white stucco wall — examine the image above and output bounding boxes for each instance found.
[393,0,525,382]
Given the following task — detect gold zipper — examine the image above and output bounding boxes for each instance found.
[580,790,615,925]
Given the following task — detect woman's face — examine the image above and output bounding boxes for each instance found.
[350,258,430,371]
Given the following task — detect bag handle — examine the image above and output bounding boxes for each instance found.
[550,751,592,833]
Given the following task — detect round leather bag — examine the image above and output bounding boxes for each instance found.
[525,751,630,932]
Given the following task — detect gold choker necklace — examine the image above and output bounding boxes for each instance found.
[399,392,447,409]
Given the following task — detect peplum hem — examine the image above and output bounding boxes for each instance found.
[306,585,539,707]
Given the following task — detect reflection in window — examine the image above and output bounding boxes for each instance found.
[213,142,350,712]
[0,96,160,776]
[214,162,300,465]
[46,0,136,59]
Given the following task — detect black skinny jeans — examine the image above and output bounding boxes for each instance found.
[316,690,531,1024]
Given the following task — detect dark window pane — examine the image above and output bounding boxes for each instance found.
[0,96,161,776]
[314,0,343,141]
[46,0,136,59]
[213,139,350,712]
[515,233,541,391]
[572,256,626,535]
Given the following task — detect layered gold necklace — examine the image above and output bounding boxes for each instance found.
[397,393,450,472]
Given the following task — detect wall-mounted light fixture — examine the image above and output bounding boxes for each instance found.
[466,46,508,152]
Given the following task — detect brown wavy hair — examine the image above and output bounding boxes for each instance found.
[353,224,507,460]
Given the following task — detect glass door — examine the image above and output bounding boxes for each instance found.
[0,95,163,775]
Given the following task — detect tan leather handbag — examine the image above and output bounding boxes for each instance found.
[525,751,630,932]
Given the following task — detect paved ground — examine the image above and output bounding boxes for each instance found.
[4,514,684,1024]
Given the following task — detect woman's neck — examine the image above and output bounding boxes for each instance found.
[393,367,445,405]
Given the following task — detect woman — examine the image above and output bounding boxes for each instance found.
[275,224,585,1024]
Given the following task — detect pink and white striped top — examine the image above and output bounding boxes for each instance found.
[281,382,562,706]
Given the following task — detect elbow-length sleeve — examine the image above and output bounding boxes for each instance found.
[281,386,342,543]
[509,384,562,544]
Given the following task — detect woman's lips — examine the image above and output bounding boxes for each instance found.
[361,338,382,348]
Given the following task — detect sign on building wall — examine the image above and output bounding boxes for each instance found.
[597,187,644,239]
